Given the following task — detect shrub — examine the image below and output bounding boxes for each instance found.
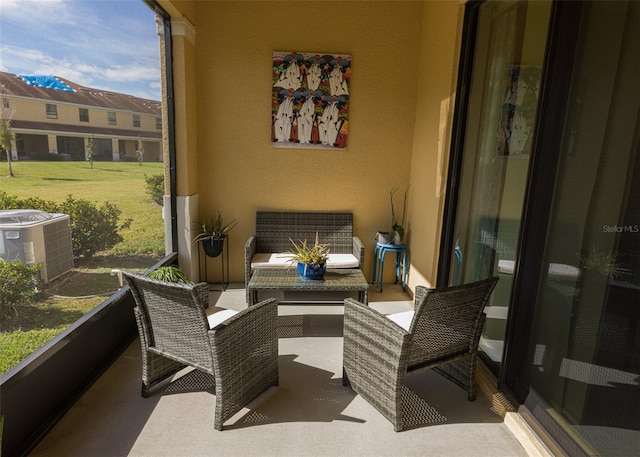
[46,153,64,161]
[0,191,20,208]
[57,196,132,259]
[0,191,131,259]
[0,259,40,316]
[144,174,164,206]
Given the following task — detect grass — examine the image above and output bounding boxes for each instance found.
[0,161,166,374]
[1,160,165,256]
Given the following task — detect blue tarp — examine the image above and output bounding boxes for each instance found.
[17,74,75,92]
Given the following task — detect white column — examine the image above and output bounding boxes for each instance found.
[112,139,119,161]
[164,193,200,281]
[83,137,90,161]
[47,134,57,154]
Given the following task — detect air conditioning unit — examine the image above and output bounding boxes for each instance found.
[0,209,74,284]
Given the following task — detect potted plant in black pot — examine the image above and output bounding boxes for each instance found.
[288,232,330,280]
[193,212,238,257]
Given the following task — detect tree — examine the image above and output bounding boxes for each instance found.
[86,136,95,169]
[0,112,15,178]
[136,137,144,165]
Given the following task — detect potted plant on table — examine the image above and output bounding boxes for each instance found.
[193,212,238,257]
[288,232,330,280]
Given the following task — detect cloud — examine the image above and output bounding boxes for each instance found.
[0,0,161,100]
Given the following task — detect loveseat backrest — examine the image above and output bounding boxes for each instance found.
[255,211,354,254]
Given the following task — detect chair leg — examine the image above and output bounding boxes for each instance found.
[468,353,477,401]
[467,367,477,401]
[342,368,350,386]
[141,382,150,398]
[215,401,224,431]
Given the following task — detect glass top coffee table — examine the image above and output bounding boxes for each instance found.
[248,268,369,306]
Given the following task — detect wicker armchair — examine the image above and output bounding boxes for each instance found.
[342,276,499,431]
[123,271,279,431]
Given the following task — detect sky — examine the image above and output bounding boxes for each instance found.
[0,0,161,100]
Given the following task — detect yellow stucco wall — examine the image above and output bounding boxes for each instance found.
[160,0,462,287]
[408,1,463,289]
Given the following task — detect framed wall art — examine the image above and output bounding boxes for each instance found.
[271,51,351,150]
[497,65,541,157]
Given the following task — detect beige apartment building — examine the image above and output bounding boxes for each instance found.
[0,71,162,162]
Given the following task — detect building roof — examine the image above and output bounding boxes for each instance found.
[0,71,161,115]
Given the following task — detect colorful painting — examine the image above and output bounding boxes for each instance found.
[271,51,351,150]
[497,65,541,157]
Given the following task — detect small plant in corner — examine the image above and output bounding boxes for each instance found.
[376,186,409,244]
[390,185,409,243]
[147,266,192,284]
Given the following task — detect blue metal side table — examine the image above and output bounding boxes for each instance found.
[371,242,407,292]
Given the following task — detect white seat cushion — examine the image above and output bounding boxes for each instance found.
[386,310,414,331]
[251,253,295,268]
[325,253,360,269]
[251,252,360,269]
[498,259,580,280]
[497,259,515,274]
[548,263,581,280]
[207,309,239,329]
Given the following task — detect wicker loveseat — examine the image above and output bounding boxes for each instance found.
[244,211,365,302]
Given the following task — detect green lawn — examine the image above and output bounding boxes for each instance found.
[0,160,166,373]
[1,160,165,256]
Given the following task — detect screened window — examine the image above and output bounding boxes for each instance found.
[79,108,89,122]
[133,114,141,127]
[1,1,167,379]
[46,104,58,119]
[155,117,162,129]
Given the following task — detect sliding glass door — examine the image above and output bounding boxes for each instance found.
[444,1,640,454]
[522,2,640,454]
[443,0,551,365]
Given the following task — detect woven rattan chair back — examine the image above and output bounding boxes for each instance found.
[125,273,214,372]
[406,277,498,370]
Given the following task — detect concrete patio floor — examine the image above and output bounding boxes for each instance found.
[28,284,541,457]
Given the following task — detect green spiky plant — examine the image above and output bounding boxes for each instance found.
[579,246,629,278]
[147,266,192,284]
[192,212,238,244]
[288,232,330,265]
